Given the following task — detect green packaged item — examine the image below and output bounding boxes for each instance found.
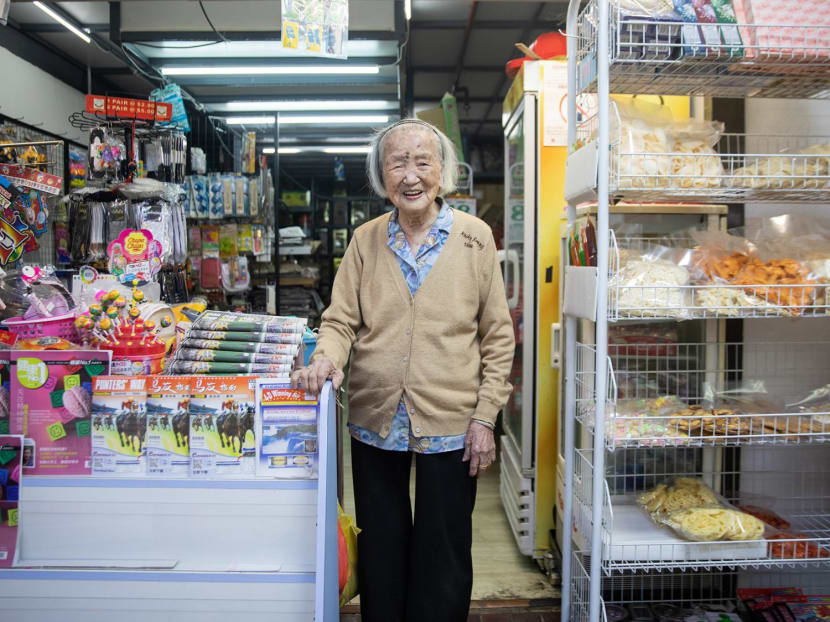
[188,330,302,344]
[181,339,299,355]
[176,348,296,365]
[170,361,293,375]
[710,0,743,57]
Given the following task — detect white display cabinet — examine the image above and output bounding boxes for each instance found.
[0,384,339,622]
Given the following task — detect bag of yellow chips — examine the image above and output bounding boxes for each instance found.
[637,476,766,542]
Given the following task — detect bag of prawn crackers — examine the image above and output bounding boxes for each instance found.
[638,477,765,542]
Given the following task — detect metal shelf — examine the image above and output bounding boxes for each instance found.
[576,341,830,449]
[568,112,830,203]
[574,449,830,574]
[570,551,830,622]
[606,232,829,320]
[574,0,830,99]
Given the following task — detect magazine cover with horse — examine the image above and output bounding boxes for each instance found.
[145,376,191,477]
[189,376,256,478]
[91,376,147,476]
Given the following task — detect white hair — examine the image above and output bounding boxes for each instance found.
[366,118,459,198]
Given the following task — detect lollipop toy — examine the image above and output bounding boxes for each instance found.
[75,284,166,375]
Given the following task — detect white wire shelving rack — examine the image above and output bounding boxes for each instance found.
[576,341,830,449]
[574,447,830,573]
[561,1,830,621]
[573,108,830,203]
[569,551,830,622]
[574,0,830,99]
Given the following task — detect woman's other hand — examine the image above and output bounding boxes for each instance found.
[291,357,345,395]
[462,421,496,477]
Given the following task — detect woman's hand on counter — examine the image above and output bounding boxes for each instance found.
[291,357,344,395]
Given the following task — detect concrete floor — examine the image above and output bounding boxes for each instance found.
[340,427,559,603]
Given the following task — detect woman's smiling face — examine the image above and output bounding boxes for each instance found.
[381,127,442,217]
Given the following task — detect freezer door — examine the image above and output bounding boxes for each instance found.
[502,94,537,473]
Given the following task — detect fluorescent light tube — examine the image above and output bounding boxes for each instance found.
[322,146,371,154]
[225,115,388,125]
[161,65,379,76]
[226,116,276,125]
[33,1,91,43]
[280,115,388,125]
[262,147,301,155]
[405,0,412,21]
[225,100,392,112]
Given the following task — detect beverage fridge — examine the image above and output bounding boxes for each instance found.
[500,60,568,560]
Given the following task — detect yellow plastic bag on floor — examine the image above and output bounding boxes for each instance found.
[338,503,360,607]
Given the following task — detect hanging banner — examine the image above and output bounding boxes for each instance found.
[281,0,349,58]
[0,164,63,195]
[85,95,172,122]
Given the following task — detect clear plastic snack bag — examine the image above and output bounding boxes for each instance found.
[612,99,674,189]
[610,244,693,319]
[638,476,765,542]
[668,119,725,188]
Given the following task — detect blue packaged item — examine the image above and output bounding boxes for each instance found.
[673,0,706,57]
[5,485,18,501]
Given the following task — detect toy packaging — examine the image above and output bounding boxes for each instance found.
[0,434,22,568]
[189,376,256,478]
[0,434,23,567]
[91,375,147,476]
[0,346,11,435]
[255,381,318,479]
[10,350,111,475]
[145,376,191,477]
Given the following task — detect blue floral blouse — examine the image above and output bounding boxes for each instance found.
[348,203,467,454]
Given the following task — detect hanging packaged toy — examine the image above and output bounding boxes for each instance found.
[106,228,162,285]
[88,127,125,183]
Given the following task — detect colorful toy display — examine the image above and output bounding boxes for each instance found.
[9,349,110,475]
[74,284,167,376]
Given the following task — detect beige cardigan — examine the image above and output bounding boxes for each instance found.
[310,209,515,438]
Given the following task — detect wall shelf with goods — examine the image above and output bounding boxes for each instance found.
[560,1,830,621]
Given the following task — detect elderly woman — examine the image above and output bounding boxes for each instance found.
[292,118,514,622]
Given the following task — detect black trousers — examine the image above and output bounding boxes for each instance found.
[351,437,478,622]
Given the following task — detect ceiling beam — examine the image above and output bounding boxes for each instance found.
[474,2,547,136]
[411,19,561,30]
[109,2,121,46]
[451,1,478,95]
[120,30,401,43]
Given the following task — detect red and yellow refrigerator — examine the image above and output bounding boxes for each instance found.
[500,60,568,559]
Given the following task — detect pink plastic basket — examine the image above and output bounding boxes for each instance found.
[2,312,78,342]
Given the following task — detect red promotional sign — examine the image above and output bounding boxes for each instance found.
[85,95,172,122]
[0,164,63,195]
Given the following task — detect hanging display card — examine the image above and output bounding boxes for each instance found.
[10,350,111,475]
[281,0,349,58]
[0,434,22,567]
[190,376,256,478]
[255,381,318,479]
[91,376,147,476]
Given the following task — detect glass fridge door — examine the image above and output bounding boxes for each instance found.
[502,94,537,472]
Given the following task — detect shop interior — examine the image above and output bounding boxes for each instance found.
[1,1,830,621]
